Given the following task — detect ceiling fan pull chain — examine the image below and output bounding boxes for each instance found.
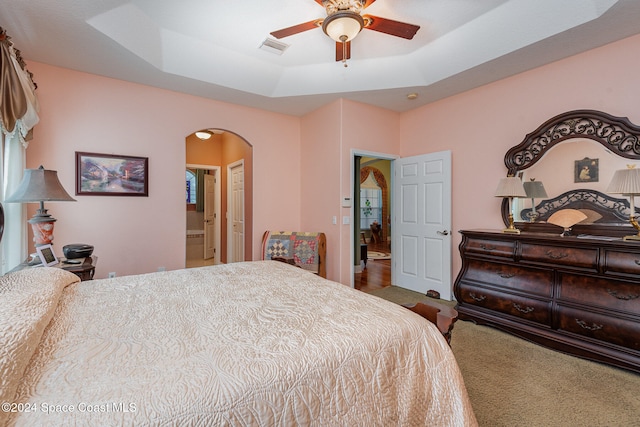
[341,35,348,67]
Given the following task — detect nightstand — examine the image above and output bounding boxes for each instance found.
[9,255,98,281]
[61,256,97,281]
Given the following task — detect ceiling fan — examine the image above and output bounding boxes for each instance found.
[270,0,420,66]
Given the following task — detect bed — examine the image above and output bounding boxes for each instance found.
[1,261,477,426]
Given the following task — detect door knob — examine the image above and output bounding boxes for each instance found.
[437,230,450,236]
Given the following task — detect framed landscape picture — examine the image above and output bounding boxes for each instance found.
[76,152,148,196]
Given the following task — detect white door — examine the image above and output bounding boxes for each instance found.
[392,151,452,300]
[204,173,216,260]
[228,161,245,263]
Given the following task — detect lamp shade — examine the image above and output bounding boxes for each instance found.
[494,176,527,198]
[523,179,548,198]
[322,11,364,42]
[606,165,640,195]
[4,166,76,203]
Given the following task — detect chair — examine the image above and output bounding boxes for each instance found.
[262,231,327,278]
[402,300,458,345]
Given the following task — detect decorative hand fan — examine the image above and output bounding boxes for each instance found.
[547,209,588,236]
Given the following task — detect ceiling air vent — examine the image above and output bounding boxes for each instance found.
[259,38,289,55]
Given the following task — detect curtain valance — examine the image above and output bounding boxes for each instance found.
[0,26,39,147]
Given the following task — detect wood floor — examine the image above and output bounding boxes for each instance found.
[354,241,392,293]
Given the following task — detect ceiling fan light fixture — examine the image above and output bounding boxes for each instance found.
[322,11,364,42]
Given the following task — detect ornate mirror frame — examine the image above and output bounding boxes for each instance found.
[501,109,640,236]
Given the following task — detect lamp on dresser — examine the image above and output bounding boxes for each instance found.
[494,175,527,233]
[4,165,76,249]
[523,178,548,222]
[606,164,640,241]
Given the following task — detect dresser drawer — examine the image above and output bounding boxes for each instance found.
[458,283,552,326]
[464,237,515,259]
[463,259,553,297]
[604,249,640,275]
[520,243,598,270]
[558,273,640,316]
[557,305,640,351]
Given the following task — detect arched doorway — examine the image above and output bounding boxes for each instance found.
[185,129,253,266]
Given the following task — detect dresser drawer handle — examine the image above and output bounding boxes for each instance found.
[606,289,640,301]
[575,319,603,331]
[469,293,486,302]
[498,272,515,279]
[480,244,497,251]
[512,303,534,314]
[635,260,640,266]
[545,250,568,260]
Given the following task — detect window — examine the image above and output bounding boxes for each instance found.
[186,170,196,204]
[360,188,382,230]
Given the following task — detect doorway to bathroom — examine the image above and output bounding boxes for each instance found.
[186,165,220,268]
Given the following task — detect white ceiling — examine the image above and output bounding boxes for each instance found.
[3,0,640,116]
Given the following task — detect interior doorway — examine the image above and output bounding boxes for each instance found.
[353,153,394,292]
[185,129,253,267]
[186,165,220,268]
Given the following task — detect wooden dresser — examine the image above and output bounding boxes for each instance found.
[454,230,640,373]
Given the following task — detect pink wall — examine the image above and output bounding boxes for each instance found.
[299,99,399,283]
[400,33,640,278]
[26,62,300,278]
[299,101,342,280]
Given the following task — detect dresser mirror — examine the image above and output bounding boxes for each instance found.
[501,110,640,236]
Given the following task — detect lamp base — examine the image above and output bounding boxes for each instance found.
[623,234,640,241]
[28,208,56,246]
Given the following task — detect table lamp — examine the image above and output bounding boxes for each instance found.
[523,178,548,222]
[495,176,527,234]
[4,165,76,247]
[606,164,640,241]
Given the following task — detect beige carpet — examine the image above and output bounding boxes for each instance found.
[368,286,640,427]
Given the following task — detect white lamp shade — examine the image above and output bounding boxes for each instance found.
[606,166,640,195]
[495,176,527,198]
[323,12,363,42]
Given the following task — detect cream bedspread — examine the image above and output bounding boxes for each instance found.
[1,261,476,426]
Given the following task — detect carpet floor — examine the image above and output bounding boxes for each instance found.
[367,286,640,427]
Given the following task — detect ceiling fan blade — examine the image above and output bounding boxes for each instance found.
[336,41,351,62]
[363,15,420,40]
[270,20,322,39]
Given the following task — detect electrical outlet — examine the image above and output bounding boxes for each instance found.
[108,272,116,278]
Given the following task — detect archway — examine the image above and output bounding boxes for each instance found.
[185,129,253,266]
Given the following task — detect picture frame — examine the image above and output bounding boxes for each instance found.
[574,157,599,183]
[76,152,149,196]
[36,244,59,266]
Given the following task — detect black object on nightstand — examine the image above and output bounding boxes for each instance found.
[61,256,97,280]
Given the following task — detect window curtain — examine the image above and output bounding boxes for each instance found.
[1,135,27,273]
[0,27,39,273]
